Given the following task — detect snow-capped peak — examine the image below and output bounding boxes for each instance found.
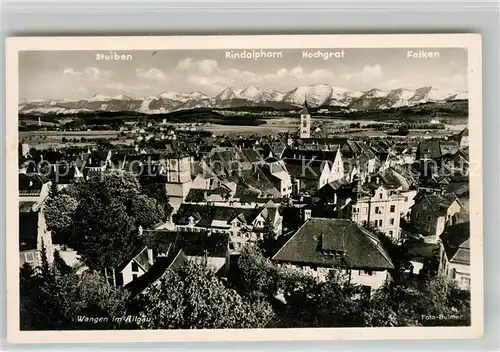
[112,94,133,100]
[88,94,112,102]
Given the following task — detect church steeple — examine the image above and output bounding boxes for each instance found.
[300,100,309,115]
[299,100,311,139]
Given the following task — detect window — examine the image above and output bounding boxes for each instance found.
[25,252,35,263]
[378,219,383,227]
[375,206,379,214]
[359,270,373,276]
[379,193,383,199]
[390,218,394,225]
[132,273,138,280]
[427,215,432,222]
[131,262,139,272]
[416,212,421,220]
[303,119,308,128]
[388,230,393,237]
[390,205,395,213]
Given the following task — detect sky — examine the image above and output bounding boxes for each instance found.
[19,48,468,101]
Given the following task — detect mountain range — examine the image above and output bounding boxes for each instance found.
[19,84,468,115]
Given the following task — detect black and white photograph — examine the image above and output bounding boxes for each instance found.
[6,34,483,342]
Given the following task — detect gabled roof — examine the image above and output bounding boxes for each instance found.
[143,230,230,258]
[440,222,470,265]
[283,158,330,180]
[227,167,280,197]
[124,249,187,298]
[377,167,412,191]
[272,218,394,270]
[240,149,263,164]
[116,246,153,273]
[281,148,339,162]
[174,203,264,228]
[421,193,460,212]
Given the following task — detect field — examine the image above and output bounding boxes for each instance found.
[19,130,129,149]
[19,113,468,148]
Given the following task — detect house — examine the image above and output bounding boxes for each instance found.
[83,151,111,180]
[123,249,187,298]
[228,167,281,200]
[284,158,332,195]
[174,202,282,252]
[19,201,53,267]
[19,173,51,207]
[410,193,467,242]
[438,222,470,290]
[143,230,231,276]
[349,182,407,241]
[46,163,84,188]
[262,157,292,198]
[107,246,154,286]
[416,140,459,161]
[272,218,394,293]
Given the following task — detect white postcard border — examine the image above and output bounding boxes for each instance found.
[5,33,483,343]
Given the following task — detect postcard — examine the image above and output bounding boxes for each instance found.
[5,34,483,343]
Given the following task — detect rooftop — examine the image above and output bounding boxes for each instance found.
[272,218,394,270]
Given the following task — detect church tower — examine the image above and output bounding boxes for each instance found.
[299,101,311,139]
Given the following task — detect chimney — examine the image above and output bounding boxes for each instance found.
[303,208,312,222]
[376,176,380,184]
[138,225,143,237]
[147,248,154,265]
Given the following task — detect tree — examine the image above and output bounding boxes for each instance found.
[53,249,73,277]
[366,275,471,327]
[234,246,278,299]
[20,264,130,330]
[258,217,277,256]
[48,174,163,268]
[44,194,78,244]
[141,182,173,220]
[137,263,274,329]
[129,194,164,228]
[73,197,136,269]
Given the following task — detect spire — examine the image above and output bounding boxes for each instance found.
[300,100,309,115]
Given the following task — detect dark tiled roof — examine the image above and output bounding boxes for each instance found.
[417,140,442,159]
[440,222,470,265]
[446,182,469,198]
[143,230,229,258]
[174,203,263,228]
[424,193,459,212]
[185,189,206,203]
[240,149,263,164]
[377,168,412,191]
[281,148,339,162]
[228,168,280,197]
[272,218,394,270]
[283,158,329,180]
[124,250,187,298]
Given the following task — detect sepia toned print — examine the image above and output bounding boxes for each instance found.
[6,34,483,343]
